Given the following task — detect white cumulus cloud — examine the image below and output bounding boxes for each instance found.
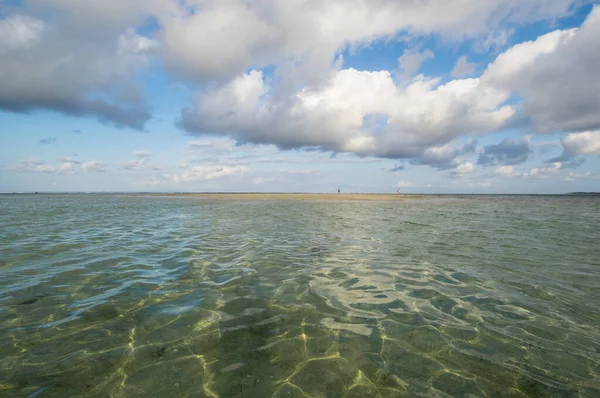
[562,131,600,155]
[160,0,576,83]
[181,69,512,159]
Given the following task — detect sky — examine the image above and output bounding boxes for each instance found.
[1,0,600,194]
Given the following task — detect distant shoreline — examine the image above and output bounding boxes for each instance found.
[151,193,429,201]
[1,192,598,198]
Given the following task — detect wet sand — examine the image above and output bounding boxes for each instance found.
[156,193,430,201]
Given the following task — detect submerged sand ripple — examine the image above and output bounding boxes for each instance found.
[1,194,599,396]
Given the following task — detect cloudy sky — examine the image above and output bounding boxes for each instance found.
[1,0,600,193]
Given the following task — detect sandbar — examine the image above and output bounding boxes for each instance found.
[156,193,430,201]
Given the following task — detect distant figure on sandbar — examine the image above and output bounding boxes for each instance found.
[338,188,340,193]
[397,188,400,194]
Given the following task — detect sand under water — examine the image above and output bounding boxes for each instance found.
[1,194,599,396]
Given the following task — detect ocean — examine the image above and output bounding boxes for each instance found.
[1,194,599,397]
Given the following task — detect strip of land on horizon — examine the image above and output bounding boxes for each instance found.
[154,193,429,201]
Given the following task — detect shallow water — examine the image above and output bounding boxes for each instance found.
[1,194,599,397]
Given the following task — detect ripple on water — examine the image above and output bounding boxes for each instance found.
[0,195,600,397]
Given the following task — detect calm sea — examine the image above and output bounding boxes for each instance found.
[1,194,599,397]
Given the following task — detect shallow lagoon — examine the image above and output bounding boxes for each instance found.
[1,195,599,397]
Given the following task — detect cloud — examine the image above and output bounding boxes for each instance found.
[482,8,600,133]
[410,140,478,170]
[277,169,321,175]
[10,158,56,173]
[386,164,406,172]
[122,151,163,171]
[524,163,563,179]
[116,152,160,172]
[562,131,600,155]
[57,157,92,175]
[455,162,475,175]
[451,56,476,77]
[39,136,58,145]
[133,150,154,158]
[2,0,586,142]
[477,137,531,166]
[181,68,508,160]
[544,131,598,165]
[12,157,114,174]
[59,161,78,175]
[184,138,238,153]
[497,160,584,180]
[544,151,572,164]
[5,0,597,192]
[0,15,44,54]
[254,177,281,185]
[59,157,81,165]
[449,161,476,178]
[123,159,145,171]
[0,12,155,129]
[27,0,169,28]
[36,157,106,174]
[160,0,576,84]
[177,6,600,162]
[167,165,249,183]
[118,29,159,53]
[81,161,106,173]
[72,129,82,134]
[494,165,517,177]
[398,49,434,78]
[477,29,514,53]
[563,171,600,182]
[549,157,585,169]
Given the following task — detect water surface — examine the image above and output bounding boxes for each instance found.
[1,195,599,397]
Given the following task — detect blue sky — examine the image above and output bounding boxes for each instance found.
[1,0,599,193]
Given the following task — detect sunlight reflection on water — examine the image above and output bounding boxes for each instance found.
[1,194,599,397]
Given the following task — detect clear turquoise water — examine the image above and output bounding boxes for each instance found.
[1,194,599,397]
